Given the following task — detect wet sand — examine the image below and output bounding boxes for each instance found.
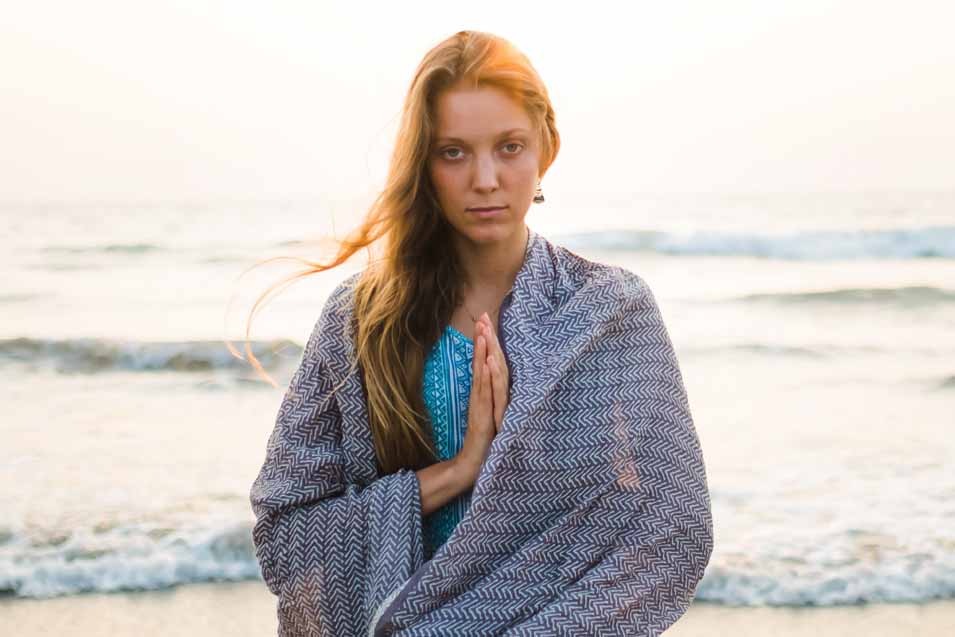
[1,580,953,636]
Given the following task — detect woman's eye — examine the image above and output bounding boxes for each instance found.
[439,144,522,159]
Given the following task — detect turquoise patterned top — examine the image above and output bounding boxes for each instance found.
[421,323,474,560]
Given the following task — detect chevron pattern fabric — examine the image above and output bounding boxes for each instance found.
[250,226,714,636]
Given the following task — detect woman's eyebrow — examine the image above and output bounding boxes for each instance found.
[434,128,530,144]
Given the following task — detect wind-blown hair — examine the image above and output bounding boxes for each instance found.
[232,30,560,474]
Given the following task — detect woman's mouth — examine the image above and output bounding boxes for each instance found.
[467,205,507,218]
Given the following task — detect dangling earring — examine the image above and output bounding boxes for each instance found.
[533,180,545,204]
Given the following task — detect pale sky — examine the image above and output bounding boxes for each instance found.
[1,0,953,204]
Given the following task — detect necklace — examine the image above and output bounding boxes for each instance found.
[461,303,480,323]
[459,300,495,326]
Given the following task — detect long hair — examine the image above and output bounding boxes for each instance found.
[232,30,560,475]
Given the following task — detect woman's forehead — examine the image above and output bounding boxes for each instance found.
[432,85,532,142]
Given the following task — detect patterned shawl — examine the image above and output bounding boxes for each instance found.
[249,226,714,636]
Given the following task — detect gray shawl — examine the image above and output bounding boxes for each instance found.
[250,226,714,636]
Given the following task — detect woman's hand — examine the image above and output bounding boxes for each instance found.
[456,327,496,485]
[476,312,510,433]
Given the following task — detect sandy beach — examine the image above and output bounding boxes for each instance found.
[1,580,953,636]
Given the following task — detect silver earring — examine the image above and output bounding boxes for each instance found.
[533,180,545,204]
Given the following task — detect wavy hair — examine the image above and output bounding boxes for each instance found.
[231,30,560,475]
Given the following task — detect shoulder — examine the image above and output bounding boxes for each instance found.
[302,270,363,362]
[543,239,655,314]
[324,270,363,315]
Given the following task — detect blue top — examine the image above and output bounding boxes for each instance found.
[421,323,474,560]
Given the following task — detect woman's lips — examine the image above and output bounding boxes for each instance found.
[468,205,507,218]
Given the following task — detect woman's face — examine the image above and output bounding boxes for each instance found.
[427,83,541,246]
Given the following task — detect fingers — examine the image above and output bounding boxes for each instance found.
[474,334,486,397]
[480,347,491,422]
[483,355,491,394]
[488,356,504,433]
[477,313,507,377]
[471,333,480,378]
[475,314,508,433]
[471,332,481,378]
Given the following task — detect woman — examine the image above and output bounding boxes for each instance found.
[248,30,713,636]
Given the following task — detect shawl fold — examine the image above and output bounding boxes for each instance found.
[250,227,714,636]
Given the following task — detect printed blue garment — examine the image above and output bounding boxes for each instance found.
[421,324,474,561]
[250,225,715,636]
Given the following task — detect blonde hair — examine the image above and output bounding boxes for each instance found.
[233,30,560,474]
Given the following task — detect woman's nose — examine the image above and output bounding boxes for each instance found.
[472,154,500,191]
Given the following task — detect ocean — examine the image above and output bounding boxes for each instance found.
[2,190,953,606]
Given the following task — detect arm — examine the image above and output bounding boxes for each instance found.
[504,273,714,636]
[249,283,424,637]
[417,458,474,517]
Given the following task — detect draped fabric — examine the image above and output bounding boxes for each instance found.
[421,324,475,561]
[250,225,714,636]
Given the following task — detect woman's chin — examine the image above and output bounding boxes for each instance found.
[461,223,513,244]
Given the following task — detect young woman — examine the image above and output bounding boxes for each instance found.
[248,30,713,636]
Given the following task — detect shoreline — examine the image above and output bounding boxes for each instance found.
[1,580,953,636]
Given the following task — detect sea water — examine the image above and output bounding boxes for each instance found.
[1,191,953,605]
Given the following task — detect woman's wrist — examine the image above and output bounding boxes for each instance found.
[450,454,479,489]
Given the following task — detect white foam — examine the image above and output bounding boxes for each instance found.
[555,226,955,259]
[0,337,300,374]
[0,516,260,599]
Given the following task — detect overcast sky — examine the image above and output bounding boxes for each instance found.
[2,1,953,204]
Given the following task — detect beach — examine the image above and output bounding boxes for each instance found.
[4,2,955,631]
[3,194,954,628]
[2,580,953,636]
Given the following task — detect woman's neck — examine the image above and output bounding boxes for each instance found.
[449,225,528,331]
[454,225,529,299]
